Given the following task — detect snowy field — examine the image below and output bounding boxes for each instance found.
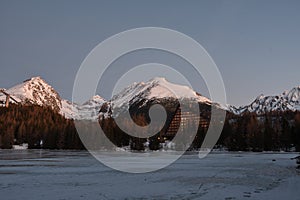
[0,150,299,200]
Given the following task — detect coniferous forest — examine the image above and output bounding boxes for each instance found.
[0,104,84,149]
[0,104,300,151]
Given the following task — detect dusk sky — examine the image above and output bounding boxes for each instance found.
[0,0,299,106]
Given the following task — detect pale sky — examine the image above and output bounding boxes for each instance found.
[0,0,299,106]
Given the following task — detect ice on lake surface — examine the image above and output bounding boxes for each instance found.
[0,150,299,200]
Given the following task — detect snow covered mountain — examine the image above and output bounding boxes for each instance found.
[230,86,300,115]
[0,77,62,112]
[62,95,106,120]
[111,77,211,107]
[2,76,299,119]
[0,77,105,120]
[100,77,218,118]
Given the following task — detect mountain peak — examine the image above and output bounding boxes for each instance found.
[82,95,106,106]
[150,77,167,83]
[255,94,265,100]
[0,76,106,120]
[233,86,300,115]
[289,86,300,92]
[23,76,44,83]
[91,95,105,101]
[0,76,62,111]
[30,76,42,80]
[108,77,212,113]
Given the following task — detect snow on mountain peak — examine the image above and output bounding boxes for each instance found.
[149,77,167,82]
[110,77,212,110]
[3,76,299,118]
[232,86,300,115]
[58,96,106,120]
[0,76,106,120]
[285,86,300,101]
[27,76,43,81]
[0,76,62,112]
[70,96,106,120]
[256,94,265,100]
[148,77,210,101]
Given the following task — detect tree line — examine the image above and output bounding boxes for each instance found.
[99,105,300,152]
[218,111,300,152]
[0,104,300,151]
[0,104,83,149]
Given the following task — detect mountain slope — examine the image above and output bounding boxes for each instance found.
[231,86,300,115]
[0,77,62,112]
[2,76,299,118]
[112,77,211,106]
[60,96,106,120]
[101,77,217,118]
[0,77,106,120]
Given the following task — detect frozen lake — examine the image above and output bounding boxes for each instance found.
[0,150,299,200]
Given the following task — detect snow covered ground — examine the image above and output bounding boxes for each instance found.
[0,150,299,200]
